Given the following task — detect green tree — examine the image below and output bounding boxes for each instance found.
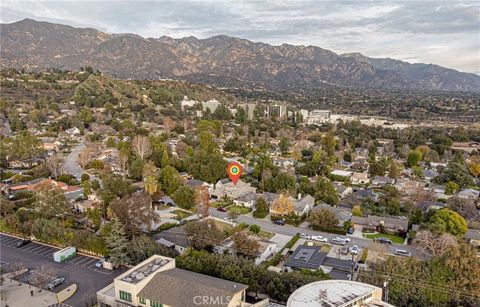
[314,177,339,206]
[279,137,291,155]
[185,220,225,251]
[32,181,69,221]
[172,185,195,210]
[159,165,180,195]
[105,218,130,267]
[234,107,248,124]
[253,197,269,218]
[232,231,260,258]
[406,149,422,167]
[428,209,468,236]
[445,181,459,195]
[309,207,339,229]
[249,224,261,234]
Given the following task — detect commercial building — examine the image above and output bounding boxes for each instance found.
[202,99,221,113]
[97,255,268,307]
[287,280,394,307]
[307,110,331,124]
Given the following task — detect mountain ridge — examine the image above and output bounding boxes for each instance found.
[1,18,479,92]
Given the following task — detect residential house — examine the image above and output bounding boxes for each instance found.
[233,192,258,208]
[354,189,378,202]
[351,172,370,185]
[330,170,353,179]
[5,178,82,201]
[371,176,395,188]
[293,194,314,216]
[458,189,480,200]
[333,182,353,198]
[8,157,44,169]
[97,255,259,307]
[210,178,256,200]
[464,229,480,247]
[423,169,439,182]
[155,226,189,255]
[73,199,96,213]
[215,235,278,265]
[316,203,352,227]
[351,215,409,234]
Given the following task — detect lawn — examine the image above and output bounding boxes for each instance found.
[364,233,405,244]
[173,210,192,220]
[227,205,251,215]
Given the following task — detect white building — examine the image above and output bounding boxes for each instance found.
[202,99,221,113]
[300,109,309,122]
[307,110,331,124]
[180,96,199,110]
[287,280,394,307]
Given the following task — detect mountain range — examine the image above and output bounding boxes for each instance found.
[1,18,479,93]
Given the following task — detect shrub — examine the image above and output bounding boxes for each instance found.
[249,224,261,234]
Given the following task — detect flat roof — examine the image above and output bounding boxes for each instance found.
[287,280,381,307]
[118,255,172,284]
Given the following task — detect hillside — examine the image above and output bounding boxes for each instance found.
[1,18,479,93]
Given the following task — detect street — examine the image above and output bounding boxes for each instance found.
[63,141,85,179]
[0,233,126,306]
[207,208,425,258]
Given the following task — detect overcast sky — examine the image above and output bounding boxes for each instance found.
[1,0,479,74]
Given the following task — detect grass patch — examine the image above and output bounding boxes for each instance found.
[364,233,404,244]
[155,222,178,232]
[173,210,192,220]
[209,201,223,208]
[227,205,251,215]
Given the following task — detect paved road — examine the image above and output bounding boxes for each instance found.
[208,208,425,258]
[63,141,85,179]
[0,233,126,307]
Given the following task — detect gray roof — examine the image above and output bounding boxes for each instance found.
[294,194,314,211]
[284,246,327,270]
[236,192,258,203]
[138,268,248,307]
[187,179,206,187]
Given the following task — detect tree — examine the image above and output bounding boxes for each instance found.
[445,181,459,195]
[249,224,261,234]
[126,235,176,264]
[406,149,422,167]
[352,205,362,217]
[105,218,130,266]
[132,135,151,160]
[232,231,260,258]
[369,158,388,177]
[253,197,269,218]
[144,175,159,196]
[142,160,157,179]
[172,185,195,210]
[468,155,480,177]
[414,230,458,257]
[235,107,248,124]
[185,220,225,251]
[427,208,468,236]
[30,265,56,290]
[279,137,291,155]
[309,207,339,229]
[314,177,339,206]
[270,194,294,215]
[159,165,180,195]
[388,160,402,179]
[32,181,69,221]
[110,192,158,236]
[46,153,63,178]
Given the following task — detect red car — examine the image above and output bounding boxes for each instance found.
[217,207,227,212]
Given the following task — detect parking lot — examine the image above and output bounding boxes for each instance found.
[1,233,126,306]
[0,234,106,273]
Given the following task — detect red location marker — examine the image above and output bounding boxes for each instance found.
[227,161,243,185]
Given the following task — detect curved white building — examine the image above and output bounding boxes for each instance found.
[287,280,395,307]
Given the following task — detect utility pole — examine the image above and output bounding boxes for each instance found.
[383,280,389,303]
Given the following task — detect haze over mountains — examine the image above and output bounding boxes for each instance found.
[1,18,479,93]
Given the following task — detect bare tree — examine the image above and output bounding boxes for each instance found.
[132,135,151,160]
[414,230,458,257]
[46,153,64,178]
[118,149,129,178]
[30,265,56,290]
[78,146,96,168]
[7,262,27,277]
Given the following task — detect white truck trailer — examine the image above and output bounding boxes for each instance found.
[53,246,76,263]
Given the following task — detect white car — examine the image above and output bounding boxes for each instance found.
[311,235,328,243]
[335,236,350,243]
[350,245,360,255]
[300,233,311,240]
[394,249,412,257]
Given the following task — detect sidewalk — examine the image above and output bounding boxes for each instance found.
[0,277,58,307]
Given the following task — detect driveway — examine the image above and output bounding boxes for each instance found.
[0,233,126,306]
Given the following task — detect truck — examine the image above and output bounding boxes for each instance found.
[53,246,76,263]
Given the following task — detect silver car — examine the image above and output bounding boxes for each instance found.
[394,249,412,257]
[350,245,360,255]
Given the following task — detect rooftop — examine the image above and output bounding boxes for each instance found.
[284,246,327,270]
[119,255,172,284]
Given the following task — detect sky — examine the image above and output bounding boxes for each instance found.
[1,0,479,74]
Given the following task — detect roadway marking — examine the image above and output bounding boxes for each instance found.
[39,249,56,256]
[82,258,98,268]
[28,245,50,253]
[70,257,91,265]
[1,237,18,246]
[0,261,9,267]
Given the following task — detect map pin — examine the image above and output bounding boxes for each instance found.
[227,161,243,185]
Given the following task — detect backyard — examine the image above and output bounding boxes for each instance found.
[227,205,251,214]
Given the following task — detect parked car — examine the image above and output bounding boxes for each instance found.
[311,235,328,243]
[217,207,227,212]
[341,245,349,255]
[374,237,393,245]
[331,238,346,245]
[47,277,65,290]
[300,233,311,240]
[347,227,354,234]
[273,219,285,225]
[16,239,31,248]
[350,245,360,255]
[95,260,104,268]
[394,249,412,257]
[335,236,350,243]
